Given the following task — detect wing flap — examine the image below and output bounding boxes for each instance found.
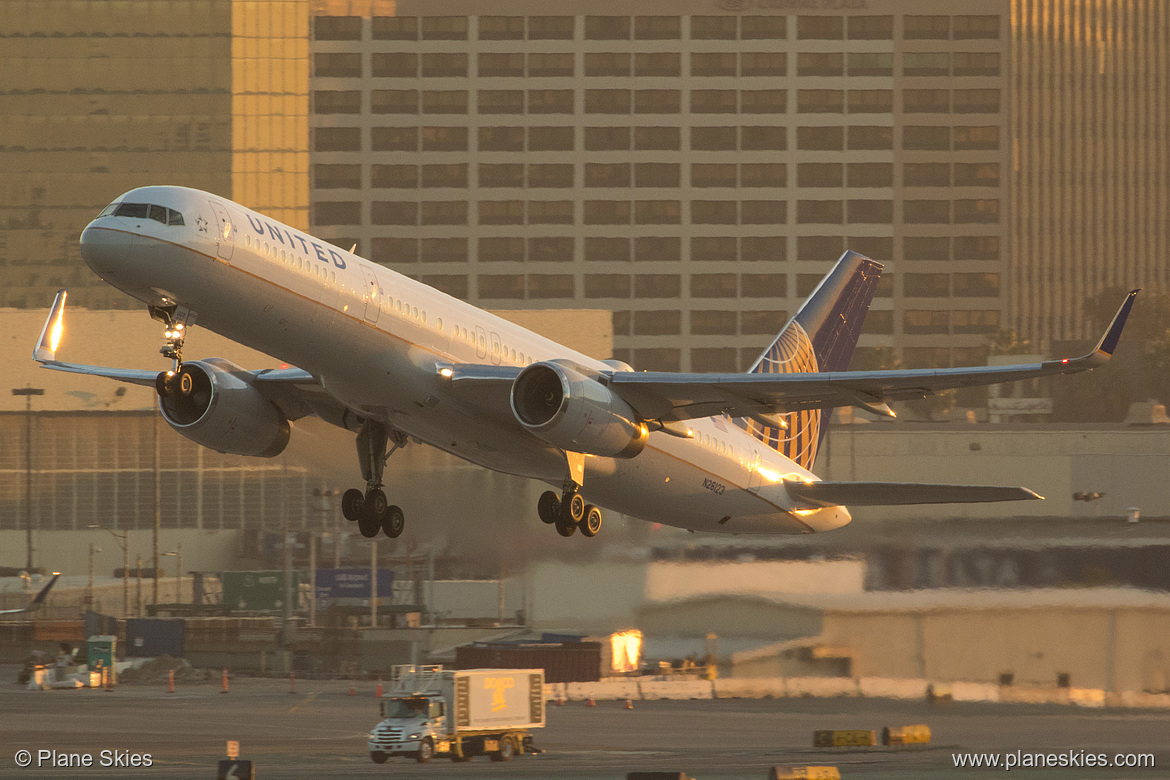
[784,480,1043,507]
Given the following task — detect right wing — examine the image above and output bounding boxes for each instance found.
[31,289,340,424]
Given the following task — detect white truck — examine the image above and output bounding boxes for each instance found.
[367,664,545,764]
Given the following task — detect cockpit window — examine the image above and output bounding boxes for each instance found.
[110,202,184,226]
[115,203,149,218]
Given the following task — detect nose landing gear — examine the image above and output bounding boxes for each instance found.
[149,303,196,373]
[341,421,407,539]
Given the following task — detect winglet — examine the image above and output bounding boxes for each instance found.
[1090,289,1140,362]
[33,289,68,363]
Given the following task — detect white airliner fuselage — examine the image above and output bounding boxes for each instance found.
[79,186,841,535]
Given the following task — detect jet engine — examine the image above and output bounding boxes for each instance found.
[156,358,290,457]
[510,361,647,458]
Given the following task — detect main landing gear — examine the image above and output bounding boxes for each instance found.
[341,420,407,539]
[537,485,602,539]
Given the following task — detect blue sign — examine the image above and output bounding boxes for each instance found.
[315,568,393,602]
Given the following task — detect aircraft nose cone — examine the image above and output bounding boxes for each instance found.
[80,222,140,277]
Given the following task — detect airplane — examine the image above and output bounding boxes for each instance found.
[31,186,1137,539]
[0,573,61,617]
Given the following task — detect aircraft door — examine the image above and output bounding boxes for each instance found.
[489,331,502,365]
[208,202,234,262]
[747,452,763,494]
[474,325,488,359]
[359,265,380,324]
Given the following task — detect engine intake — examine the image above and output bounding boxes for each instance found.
[157,359,290,458]
[511,361,647,458]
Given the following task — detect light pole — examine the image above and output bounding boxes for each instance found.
[89,525,129,618]
[164,544,182,605]
[86,542,100,611]
[152,414,161,609]
[135,554,143,617]
[12,387,44,572]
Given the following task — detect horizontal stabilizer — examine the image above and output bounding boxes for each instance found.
[784,480,1043,507]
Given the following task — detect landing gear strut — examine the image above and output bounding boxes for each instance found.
[149,303,196,372]
[341,420,407,539]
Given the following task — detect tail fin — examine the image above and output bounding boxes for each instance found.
[739,250,882,470]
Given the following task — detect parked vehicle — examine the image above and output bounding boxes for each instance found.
[367,664,545,764]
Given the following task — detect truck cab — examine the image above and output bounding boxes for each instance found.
[368,694,446,762]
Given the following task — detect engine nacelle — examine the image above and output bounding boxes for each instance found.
[157,358,290,458]
[510,361,647,458]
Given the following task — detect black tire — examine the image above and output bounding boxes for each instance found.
[554,511,577,537]
[565,492,586,523]
[370,751,388,764]
[537,491,560,524]
[341,488,364,522]
[490,736,515,762]
[416,738,434,763]
[580,505,602,537]
[382,505,405,538]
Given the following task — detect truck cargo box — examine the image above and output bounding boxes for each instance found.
[451,668,545,732]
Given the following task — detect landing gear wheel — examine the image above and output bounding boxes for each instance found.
[554,512,577,538]
[565,492,586,524]
[537,491,560,524]
[370,751,388,764]
[580,504,602,538]
[382,505,405,538]
[416,738,434,763]
[358,488,386,538]
[341,489,364,522]
[490,736,515,762]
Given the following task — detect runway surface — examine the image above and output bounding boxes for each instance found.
[1,675,1166,779]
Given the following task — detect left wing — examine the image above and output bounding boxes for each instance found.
[608,290,1138,423]
[0,573,60,616]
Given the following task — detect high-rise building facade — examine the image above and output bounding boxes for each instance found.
[1010,0,1170,348]
[310,0,1010,370]
[0,0,308,309]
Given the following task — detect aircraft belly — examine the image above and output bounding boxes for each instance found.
[581,444,814,535]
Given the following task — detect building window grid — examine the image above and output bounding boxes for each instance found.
[311,12,1005,369]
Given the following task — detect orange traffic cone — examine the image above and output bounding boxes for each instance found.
[167,669,175,694]
[586,697,596,707]
[625,698,633,710]
[376,677,383,698]
[221,668,229,694]
[349,684,356,696]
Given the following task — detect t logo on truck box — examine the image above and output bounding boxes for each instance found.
[484,676,515,712]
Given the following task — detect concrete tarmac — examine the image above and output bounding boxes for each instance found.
[1,675,1166,779]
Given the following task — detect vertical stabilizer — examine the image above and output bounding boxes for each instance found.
[738,250,882,469]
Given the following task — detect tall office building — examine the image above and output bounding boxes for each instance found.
[310,1,1010,370]
[0,0,309,309]
[1010,0,1170,348]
